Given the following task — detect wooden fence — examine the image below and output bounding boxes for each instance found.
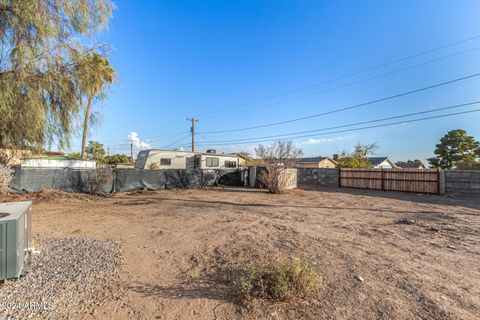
[339,168,440,194]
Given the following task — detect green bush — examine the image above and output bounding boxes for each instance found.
[104,154,133,165]
[233,257,318,303]
[66,152,82,160]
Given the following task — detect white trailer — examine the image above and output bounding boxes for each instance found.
[195,152,239,170]
[135,150,196,169]
[135,149,239,170]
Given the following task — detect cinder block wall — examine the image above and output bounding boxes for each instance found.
[297,168,339,187]
[445,170,480,196]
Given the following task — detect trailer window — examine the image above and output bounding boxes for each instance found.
[160,158,171,166]
[205,157,219,167]
[225,160,236,168]
[195,156,201,168]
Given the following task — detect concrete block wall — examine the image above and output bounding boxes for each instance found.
[248,167,297,189]
[297,168,339,187]
[445,170,480,196]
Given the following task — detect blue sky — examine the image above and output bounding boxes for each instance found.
[72,0,480,162]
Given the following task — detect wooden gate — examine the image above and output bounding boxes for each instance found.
[339,168,440,194]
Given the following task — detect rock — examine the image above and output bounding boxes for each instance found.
[356,276,364,282]
[0,237,123,319]
[446,245,456,249]
[396,218,416,225]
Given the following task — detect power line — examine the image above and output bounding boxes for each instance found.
[161,134,192,150]
[142,131,192,143]
[195,101,480,144]
[198,72,480,134]
[101,131,190,146]
[196,34,480,118]
[195,108,480,146]
[200,45,480,120]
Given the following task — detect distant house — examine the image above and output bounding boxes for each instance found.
[368,157,397,169]
[395,161,427,169]
[295,157,338,168]
[0,147,65,165]
[235,153,259,167]
[21,158,96,169]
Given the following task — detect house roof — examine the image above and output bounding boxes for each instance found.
[236,153,253,161]
[395,161,426,169]
[298,156,335,163]
[368,157,390,166]
[143,149,238,157]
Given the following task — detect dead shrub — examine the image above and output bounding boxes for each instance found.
[255,140,302,194]
[36,188,69,200]
[0,150,13,166]
[232,257,318,303]
[0,163,13,195]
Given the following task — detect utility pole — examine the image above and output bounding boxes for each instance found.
[186,117,199,152]
[130,140,133,160]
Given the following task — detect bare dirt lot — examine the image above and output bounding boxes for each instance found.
[22,186,480,319]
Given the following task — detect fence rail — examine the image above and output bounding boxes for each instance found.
[339,168,440,194]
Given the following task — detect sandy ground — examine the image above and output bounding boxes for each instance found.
[24,186,480,319]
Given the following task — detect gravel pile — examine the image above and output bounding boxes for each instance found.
[0,237,123,319]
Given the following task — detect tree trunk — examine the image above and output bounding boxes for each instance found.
[81,95,93,159]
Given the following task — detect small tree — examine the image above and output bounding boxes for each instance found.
[104,154,133,165]
[85,141,106,161]
[412,159,423,165]
[427,129,480,169]
[337,143,379,168]
[456,160,480,170]
[255,140,302,194]
[77,53,116,159]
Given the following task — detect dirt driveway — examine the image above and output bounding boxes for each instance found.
[29,186,480,319]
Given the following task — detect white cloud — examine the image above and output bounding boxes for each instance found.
[304,138,323,145]
[300,135,356,145]
[128,131,152,152]
[302,137,333,145]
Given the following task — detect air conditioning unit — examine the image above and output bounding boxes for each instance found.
[0,201,32,280]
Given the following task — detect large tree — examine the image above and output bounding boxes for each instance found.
[0,0,114,150]
[428,129,480,169]
[76,52,115,159]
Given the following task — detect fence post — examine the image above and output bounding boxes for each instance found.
[337,168,341,188]
[381,168,384,191]
[438,168,445,195]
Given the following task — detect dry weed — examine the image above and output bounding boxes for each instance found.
[232,257,319,303]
